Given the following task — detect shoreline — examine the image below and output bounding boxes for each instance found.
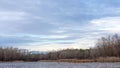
[0,57,120,63]
[39,57,120,63]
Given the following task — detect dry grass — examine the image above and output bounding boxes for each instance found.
[40,59,95,63]
[57,59,94,63]
[40,57,120,63]
[95,57,120,62]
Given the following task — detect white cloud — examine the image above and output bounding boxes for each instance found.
[18,38,95,51]
[18,44,74,51]
[0,0,120,51]
[29,34,70,39]
[90,16,120,33]
[0,11,27,21]
[0,11,32,33]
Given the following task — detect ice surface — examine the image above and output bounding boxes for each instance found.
[0,62,119,68]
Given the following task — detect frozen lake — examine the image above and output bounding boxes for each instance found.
[0,62,119,68]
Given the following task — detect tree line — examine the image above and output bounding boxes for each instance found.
[0,47,41,61]
[0,34,120,61]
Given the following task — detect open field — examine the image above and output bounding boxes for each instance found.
[0,62,119,68]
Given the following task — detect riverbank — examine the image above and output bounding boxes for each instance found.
[40,57,120,63]
[0,57,120,63]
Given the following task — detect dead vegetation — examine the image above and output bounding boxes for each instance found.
[0,34,120,62]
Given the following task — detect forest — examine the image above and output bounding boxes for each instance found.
[0,34,120,61]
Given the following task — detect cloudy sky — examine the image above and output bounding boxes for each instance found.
[0,0,120,51]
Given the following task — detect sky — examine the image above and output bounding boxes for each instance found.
[0,0,120,51]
